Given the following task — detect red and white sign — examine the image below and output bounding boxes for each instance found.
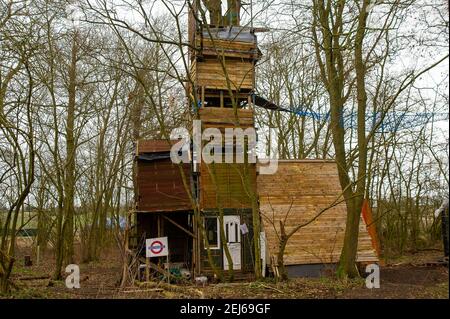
[146,237,169,258]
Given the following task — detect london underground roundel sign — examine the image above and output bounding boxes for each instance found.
[150,241,164,254]
[146,237,169,258]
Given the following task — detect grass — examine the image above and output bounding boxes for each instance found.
[424,282,449,299]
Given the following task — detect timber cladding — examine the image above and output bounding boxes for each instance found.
[190,36,257,93]
[135,140,192,213]
[197,38,260,60]
[199,107,254,127]
[200,163,256,209]
[191,58,255,92]
[199,108,257,210]
[257,160,378,265]
[137,140,176,153]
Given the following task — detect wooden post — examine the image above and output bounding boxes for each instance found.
[36,245,40,266]
[192,214,198,276]
[157,215,162,237]
[167,252,170,285]
[193,213,201,276]
[201,86,205,108]
[146,257,150,282]
[220,90,224,108]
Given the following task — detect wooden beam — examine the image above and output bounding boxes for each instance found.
[252,27,270,33]
[148,260,171,278]
[160,214,197,238]
[157,215,162,237]
[201,86,205,107]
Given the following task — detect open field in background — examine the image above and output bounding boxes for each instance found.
[2,243,447,299]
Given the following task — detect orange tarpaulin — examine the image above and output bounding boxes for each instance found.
[361,199,383,262]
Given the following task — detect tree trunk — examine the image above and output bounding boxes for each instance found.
[336,0,370,279]
[276,221,288,281]
[63,32,78,266]
[53,203,64,280]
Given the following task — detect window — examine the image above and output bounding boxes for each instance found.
[204,217,220,249]
[225,220,239,243]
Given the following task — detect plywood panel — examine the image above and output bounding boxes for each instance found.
[258,160,378,265]
[199,107,254,125]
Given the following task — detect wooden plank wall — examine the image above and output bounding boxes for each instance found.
[257,160,378,265]
[135,140,192,213]
[197,38,259,59]
[199,108,257,210]
[199,107,254,126]
[200,163,256,209]
[192,58,254,91]
[138,140,174,153]
[136,159,192,212]
[190,35,257,93]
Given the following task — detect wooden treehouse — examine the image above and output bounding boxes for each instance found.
[130,1,379,282]
[188,1,262,278]
[130,2,262,280]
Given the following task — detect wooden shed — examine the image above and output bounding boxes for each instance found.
[257,160,378,277]
[133,140,195,270]
[135,140,192,212]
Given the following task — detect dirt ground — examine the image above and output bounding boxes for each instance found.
[2,242,448,299]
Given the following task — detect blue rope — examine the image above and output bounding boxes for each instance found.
[271,106,448,132]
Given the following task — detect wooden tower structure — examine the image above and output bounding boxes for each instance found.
[130,1,264,281]
[130,1,379,282]
[188,1,262,277]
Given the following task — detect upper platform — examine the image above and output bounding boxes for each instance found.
[188,2,262,61]
[191,26,261,62]
[187,2,264,105]
[196,27,261,60]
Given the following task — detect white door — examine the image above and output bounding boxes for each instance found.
[223,215,241,270]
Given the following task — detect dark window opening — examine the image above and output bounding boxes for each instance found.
[204,217,219,249]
